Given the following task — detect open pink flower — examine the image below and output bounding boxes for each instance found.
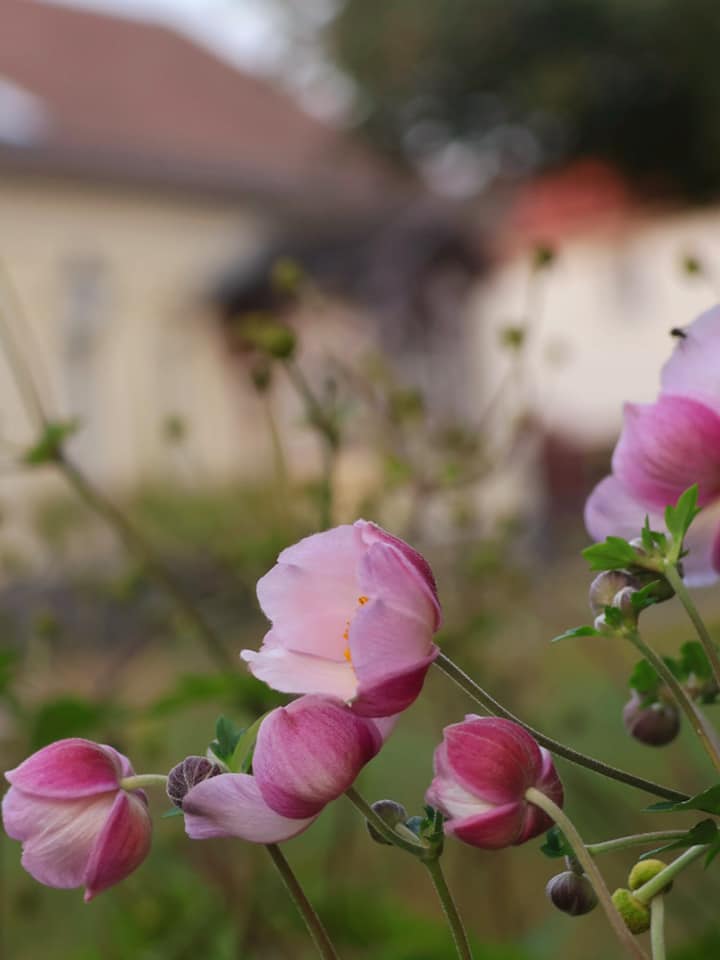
[426,717,563,850]
[241,521,442,717]
[586,305,720,586]
[183,694,389,842]
[2,738,151,901]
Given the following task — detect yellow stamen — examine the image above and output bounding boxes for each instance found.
[358,595,369,605]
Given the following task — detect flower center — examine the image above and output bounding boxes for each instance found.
[342,596,369,663]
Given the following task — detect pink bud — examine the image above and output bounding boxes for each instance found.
[241,520,441,717]
[253,695,385,818]
[426,717,563,850]
[2,738,151,901]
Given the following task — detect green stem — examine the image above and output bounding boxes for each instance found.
[664,563,720,693]
[423,858,474,960]
[633,845,707,905]
[650,896,666,960]
[119,774,168,791]
[586,831,689,857]
[626,629,720,773]
[524,787,648,960]
[57,453,233,671]
[344,787,427,856]
[264,843,340,960]
[434,653,687,802]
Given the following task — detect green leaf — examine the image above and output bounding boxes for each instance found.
[209,715,245,765]
[23,419,79,465]
[630,582,663,614]
[665,485,701,552]
[582,536,638,572]
[705,835,720,868]
[679,641,713,681]
[227,712,270,773]
[540,825,573,859]
[550,625,601,643]
[629,659,661,701]
[646,784,720,815]
[638,819,718,860]
[160,807,184,819]
[603,605,624,630]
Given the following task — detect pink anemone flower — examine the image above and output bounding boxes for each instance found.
[241,521,442,717]
[586,305,720,586]
[426,716,563,850]
[2,738,152,901]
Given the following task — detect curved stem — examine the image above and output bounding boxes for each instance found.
[423,858,474,960]
[633,845,707,906]
[119,774,168,791]
[650,896,666,960]
[57,453,232,671]
[664,563,720,692]
[525,787,648,960]
[344,787,427,856]
[626,629,720,773]
[434,653,687,802]
[264,843,339,960]
[587,831,689,857]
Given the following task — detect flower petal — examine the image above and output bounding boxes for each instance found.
[241,645,358,701]
[253,695,382,819]
[661,305,720,414]
[183,773,316,843]
[83,791,152,901]
[2,787,116,890]
[443,801,526,850]
[612,397,720,509]
[352,647,438,718]
[5,739,123,799]
[584,475,663,544]
[443,718,543,805]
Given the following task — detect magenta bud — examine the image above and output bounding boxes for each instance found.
[589,571,639,616]
[167,756,222,808]
[546,871,598,916]
[366,799,408,846]
[623,693,680,746]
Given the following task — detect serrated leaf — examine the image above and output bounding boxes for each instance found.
[209,715,245,765]
[551,625,601,643]
[629,659,660,700]
[679,641,714,681]
[665,485,701,553]
[603,605,624,630]
[582,537,639,572]
[646,784,720,815]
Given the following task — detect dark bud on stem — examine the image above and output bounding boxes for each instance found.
[623,692,680,746]
[366,799,408,846]
[167,756,222,808]
[546,871,598,916]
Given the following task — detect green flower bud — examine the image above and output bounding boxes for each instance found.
[366,799,408,846]
[546,871,598,916]
[611,888,650,934]
[628,859,671,893]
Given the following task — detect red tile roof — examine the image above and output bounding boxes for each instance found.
[0,0,399,205]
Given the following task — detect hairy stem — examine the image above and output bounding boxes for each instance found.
[119,774,168,791]
[423,858,474,960]
[344,787,427,856]
[626,628,720,773]
[525,788,648,960]
[264,844,340,960]
[664,563,720,693]
[434,653,687,802]
[586,831,689,857]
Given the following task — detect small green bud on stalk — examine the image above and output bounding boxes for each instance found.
[611,888,651,934]
[628,859,672,894]
[546,871,598,916]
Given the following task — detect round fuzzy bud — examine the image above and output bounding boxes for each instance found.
[613,586,637,622]
[628,859,671,893]
[623,693,680,747]
[589,571,639,616]
[366,799,408,846]
[546,871,598,916]
[611,888,651,934]
[167,756,222,808]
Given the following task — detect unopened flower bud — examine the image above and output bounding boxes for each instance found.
[546,871,598,916]
[589,571,639,616]
[623,693,680,746]
[167,756,222,808]
[611,888,650,934]
[628,859,671,893]
[366,799,408,845]
[613,586,637,621]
